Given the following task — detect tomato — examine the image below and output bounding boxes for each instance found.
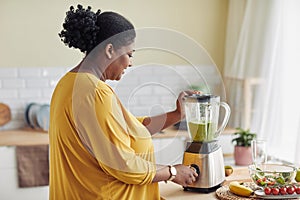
[267,181,276,186]
[257,179,266,186]
[271,187,280,195]
[295,187,300,194]
[264,187,272,195]
[287,186,295,194]
[280,187,287,195]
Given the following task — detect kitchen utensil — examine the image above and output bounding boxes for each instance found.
[0,103,11,126]
[184,94,231,142]
[25,103,40,128]
[25,103,50,131]
[36,104,50,131]
[182,94,231,192]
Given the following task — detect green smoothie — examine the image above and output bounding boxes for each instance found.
[188,121,217,142]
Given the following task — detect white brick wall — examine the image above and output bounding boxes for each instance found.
[0,67,69,130]
[0,65,220,130]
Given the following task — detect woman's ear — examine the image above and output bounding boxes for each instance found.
[105,44,114,59]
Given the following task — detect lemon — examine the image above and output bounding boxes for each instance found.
[229,181,253,197]
[224,165,233,177]
[295,168,300,182]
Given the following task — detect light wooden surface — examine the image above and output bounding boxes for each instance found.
[153,126,236,139]
[159,182,219,200]
[159,167,250,200]
[0,128,48,146]
[0,126,236,146]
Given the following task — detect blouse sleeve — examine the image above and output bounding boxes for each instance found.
[73,86,156,185]
[135,116,147,124]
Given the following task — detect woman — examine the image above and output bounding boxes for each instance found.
[49,5,198,200]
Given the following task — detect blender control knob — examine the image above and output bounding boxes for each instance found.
[190,164,200,176]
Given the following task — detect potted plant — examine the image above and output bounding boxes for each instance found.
[231,128,257,166]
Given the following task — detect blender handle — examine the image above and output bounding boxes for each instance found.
[215,102,231,138]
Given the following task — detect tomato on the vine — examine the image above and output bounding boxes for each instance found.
[264,187,272,195]
[287,186,295,194]
[280,187,287,195]
[295,187,300,194]
[293,184,298,189]
[271,187,280,195]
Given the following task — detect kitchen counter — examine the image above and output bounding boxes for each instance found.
[159,167,251,200]
[153,126,236,139]
[0,127,187,146]
[0,125,236,146]
[0,127,248,199]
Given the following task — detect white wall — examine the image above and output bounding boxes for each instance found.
[0,67,69,130]
[0,64,220,131]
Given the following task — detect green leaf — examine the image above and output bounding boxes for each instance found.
[275,176,285,185]
[231,127,257,147]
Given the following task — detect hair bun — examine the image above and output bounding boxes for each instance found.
[59,4,101,53]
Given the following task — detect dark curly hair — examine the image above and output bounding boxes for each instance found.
[59,5,136,54]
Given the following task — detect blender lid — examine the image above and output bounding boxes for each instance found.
[183,94,219,102]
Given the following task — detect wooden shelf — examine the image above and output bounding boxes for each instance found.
[0,128,48,146]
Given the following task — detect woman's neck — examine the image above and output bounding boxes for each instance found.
[70,60,107,81]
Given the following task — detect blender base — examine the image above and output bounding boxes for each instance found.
[183,183,223,193]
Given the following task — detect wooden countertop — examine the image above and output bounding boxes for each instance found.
[152,126,236,139]
[0,126,236,146]
[159,167,251,200]
[0,128,48,146]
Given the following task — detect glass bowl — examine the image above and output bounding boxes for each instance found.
[249,163,297,187]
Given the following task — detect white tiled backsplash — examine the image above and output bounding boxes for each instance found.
[0,65,220,130]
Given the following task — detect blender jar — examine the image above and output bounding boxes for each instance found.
[184,94,230,142]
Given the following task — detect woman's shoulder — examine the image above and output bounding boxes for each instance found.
[61,72,114,95]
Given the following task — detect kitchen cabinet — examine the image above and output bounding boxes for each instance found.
[0,130,49,200]
[0,146,49,200]
[152,137,187,165]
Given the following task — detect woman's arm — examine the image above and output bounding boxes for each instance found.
[143,90,200,135]
[142,110,181,135]
[152,164,198,187]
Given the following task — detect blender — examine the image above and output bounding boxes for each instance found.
[182,94,230,192]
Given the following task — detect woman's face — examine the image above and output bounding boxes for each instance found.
[105,43,135,81]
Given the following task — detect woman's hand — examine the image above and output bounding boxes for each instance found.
[172,164,198,187]
[143,90,201,134]
[174,90,201,120]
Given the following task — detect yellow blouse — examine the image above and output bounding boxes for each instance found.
[49,72,160,200]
